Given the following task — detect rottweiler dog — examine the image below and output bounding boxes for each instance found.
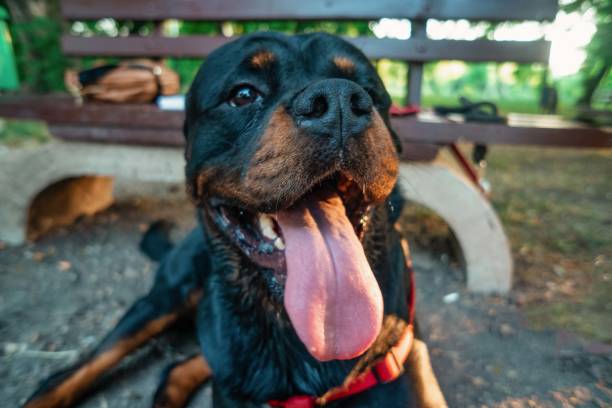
[24,32,447,408]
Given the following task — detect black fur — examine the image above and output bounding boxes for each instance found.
[194,197,411,405]
[24,32,418,408]
[140,220,175,261]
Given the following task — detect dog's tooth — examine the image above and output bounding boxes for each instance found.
[274,237,285,250]
[258,214,278,240]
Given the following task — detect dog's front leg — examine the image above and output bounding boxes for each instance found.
[406,338,448,408]
[22,288,202,408]
[153,354,212,408]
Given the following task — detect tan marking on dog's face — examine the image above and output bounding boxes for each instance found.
[250,51,276,69]
[191,107,313,210]
[190,107,398,211]
[342,110,399,203]
[333,56,356,74]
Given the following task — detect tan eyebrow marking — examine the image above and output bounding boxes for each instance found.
[250,51,276,69]
[333,56,356,73]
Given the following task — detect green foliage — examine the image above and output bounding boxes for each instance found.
[9,15,67,92]
[167,20,374,91]
[563,0,612,105]
[166,21,219,93]
[0,117,50,145]
[229,20,373,36]
[453,64,488,94]
[591,69,611,108]
[419,62,565,114]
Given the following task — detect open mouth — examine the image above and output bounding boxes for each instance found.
[207,172,372,283]
[206,171,383,362]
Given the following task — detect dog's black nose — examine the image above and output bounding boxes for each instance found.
[290,79,372,140]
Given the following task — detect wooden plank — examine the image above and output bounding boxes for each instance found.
[391,113,612,148]
[61,35,228,59]
[0,96,184,129]
[49,123,440,161]
[62,35,552,63]
[48,115,612,149]
[49,125,185,146]
[407,21,427,105]
[50,115,609,152]
[2,97,608,148]
[354,38,551,63]
[401,143,440,161]
[61,0,558,21]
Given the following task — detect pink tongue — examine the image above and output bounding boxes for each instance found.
[277,191,383,361]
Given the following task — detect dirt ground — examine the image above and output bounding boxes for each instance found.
[1,191,611,407]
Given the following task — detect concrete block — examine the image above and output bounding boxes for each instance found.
[0,141,183,245]
[399,162,513,293]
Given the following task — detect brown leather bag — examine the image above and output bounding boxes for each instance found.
[65,60,180,103]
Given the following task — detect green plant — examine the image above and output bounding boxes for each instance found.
[1,0,67,92]
[563,0,612,106]
[8,15,67,92]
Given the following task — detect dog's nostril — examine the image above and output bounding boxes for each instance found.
[350,93,371,117]
[309,95,328,118]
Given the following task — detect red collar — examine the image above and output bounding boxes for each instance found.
[269,243,416,408]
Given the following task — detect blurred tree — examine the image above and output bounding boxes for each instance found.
[454,63,488,95]
[168,21,219,92]
[563,0,611,106]
[2,0,67,92]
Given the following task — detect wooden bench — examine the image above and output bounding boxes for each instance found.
[1,0,610,293]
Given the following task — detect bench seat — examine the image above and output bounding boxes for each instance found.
[1,95,609,151]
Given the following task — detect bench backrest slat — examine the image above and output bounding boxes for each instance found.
[61,35,551,64]
[58,0,559,105]
[61,0,558,22]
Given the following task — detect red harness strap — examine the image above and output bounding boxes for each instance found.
[269,242,416,408]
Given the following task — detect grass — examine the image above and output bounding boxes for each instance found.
[487,146,612,342]
[0,118,50,146]
[402,146,612,343]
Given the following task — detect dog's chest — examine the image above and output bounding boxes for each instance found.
[196,271,352,402]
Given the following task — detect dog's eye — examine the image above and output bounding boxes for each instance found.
[228,85,261,107]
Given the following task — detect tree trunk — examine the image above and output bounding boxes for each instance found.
[579,64,610,107]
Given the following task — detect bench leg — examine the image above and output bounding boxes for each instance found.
[398,162,512,293]
[0,141,184,246]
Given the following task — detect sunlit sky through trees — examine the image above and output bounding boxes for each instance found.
[371,9,596,79]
